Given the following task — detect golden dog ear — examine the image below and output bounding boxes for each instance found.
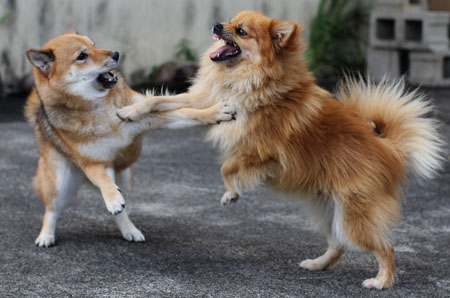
[26,49,55,76]
[271,21,300,52]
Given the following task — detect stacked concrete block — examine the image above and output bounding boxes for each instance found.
[376,0,428,11]
[367,48,401,79]
[367,0,450,86]
[370,10,450,51]
[410,51,450,85]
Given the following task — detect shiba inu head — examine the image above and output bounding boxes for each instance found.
[26,30,120,100]
[209,11,302,67]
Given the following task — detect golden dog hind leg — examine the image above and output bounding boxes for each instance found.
[300,197,345,270]
[300,237,345,270]
[339,192,399,289]
[113,168,145,242]
[34,152,83,247]
[362,245,396,289]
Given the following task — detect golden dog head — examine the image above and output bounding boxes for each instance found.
[210,11,302,67]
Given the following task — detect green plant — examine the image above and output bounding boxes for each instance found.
[307,0,368,80]
[148,39,198,79]
[175,39,197,62]
[0,1,11,24]
[148,65,161,80]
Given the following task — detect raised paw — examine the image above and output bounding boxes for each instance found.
[362,277,393,290]
[35,233,56,248]
[121,226,146,242]
[116,102,149,122]
[105,192,126,215]
[220,191,240,205]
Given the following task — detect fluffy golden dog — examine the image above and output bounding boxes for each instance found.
[117,11,444,289]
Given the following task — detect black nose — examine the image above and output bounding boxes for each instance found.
[111,51,119,62]
[214,22,223,32]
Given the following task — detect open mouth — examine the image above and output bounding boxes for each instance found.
[96,71,118,89]
[209,34,241,62]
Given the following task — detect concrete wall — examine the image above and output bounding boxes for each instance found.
[0,0,318,94]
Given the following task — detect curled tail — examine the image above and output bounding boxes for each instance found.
[337,77,445,179]
[24,89,40,125]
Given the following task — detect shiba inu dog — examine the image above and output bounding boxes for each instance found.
[25,30,235,247]
[117,11,444,289]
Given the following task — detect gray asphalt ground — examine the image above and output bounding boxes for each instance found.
[0,88,449,297]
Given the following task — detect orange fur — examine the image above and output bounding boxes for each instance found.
[118,11,444,289]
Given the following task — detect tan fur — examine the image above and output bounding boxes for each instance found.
[26,32,234,247]
[117,11,444,289]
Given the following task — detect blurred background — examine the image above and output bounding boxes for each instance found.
[0,0,449,98]
[0,2,449,296]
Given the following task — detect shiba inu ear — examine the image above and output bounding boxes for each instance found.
[26,49,55,76]
[271,21,298,52]
[64,29,78,35]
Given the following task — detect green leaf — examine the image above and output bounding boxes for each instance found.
[307,0,368,80]
[0,10,11,24]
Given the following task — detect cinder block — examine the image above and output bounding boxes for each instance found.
[367,48,401,81]
[409,51,450,86]
[376,0,428,11]
[370,10,450,51]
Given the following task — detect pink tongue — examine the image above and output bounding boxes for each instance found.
[209,44,235,59]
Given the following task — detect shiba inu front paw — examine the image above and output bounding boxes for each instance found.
[105,193,126,215]
[220,191,240,205]
[117,102,150,122]
[121,226,146,242]
[35,233,55,248]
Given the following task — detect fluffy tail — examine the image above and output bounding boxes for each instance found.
[24,89,40,125]
[337,77,445,179]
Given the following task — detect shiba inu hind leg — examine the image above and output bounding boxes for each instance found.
[35,154,83,247]
[113,169,145,242]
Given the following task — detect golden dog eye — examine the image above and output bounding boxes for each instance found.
[76,52,88,61]
[237,28,247,36]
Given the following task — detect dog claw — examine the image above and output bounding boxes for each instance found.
[110,204,125,215]
[35,234,56,247]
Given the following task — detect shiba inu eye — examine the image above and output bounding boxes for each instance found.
[236,27,247,36]
[76,52,88,61]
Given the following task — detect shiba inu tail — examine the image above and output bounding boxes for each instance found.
[337,77,445,179]
[24,89,40,125]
